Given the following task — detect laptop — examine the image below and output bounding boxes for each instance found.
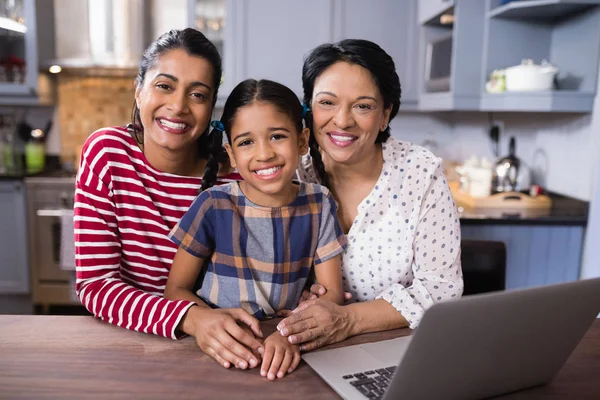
[302,277,600,400]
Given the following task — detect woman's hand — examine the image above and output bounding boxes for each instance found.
[182,306,265,369]
[260,332,301,380]
[276,298,355,351]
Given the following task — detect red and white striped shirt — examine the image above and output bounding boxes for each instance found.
[75,126,240,339]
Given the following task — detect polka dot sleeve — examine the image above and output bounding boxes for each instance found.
[376,158,463,328]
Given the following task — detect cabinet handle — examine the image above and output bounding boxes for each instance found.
[36,209,69,217]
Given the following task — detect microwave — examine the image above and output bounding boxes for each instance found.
[424,32,453,92]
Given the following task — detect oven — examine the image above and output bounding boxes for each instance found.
[25,176,78,311]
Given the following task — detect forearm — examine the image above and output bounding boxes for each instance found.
[165,286,208,307]
[347,299,409,336]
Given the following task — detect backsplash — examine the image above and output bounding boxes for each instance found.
[57,75,135,165]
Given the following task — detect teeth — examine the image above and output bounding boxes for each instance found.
[330,134,355,142]
[159,119,188,130]
[255,166,282,176]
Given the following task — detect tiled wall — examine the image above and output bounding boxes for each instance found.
[57,75,135,164]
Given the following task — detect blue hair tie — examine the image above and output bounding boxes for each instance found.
[210,120,225,132]
[301,104,311,118]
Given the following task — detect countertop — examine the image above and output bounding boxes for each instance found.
[458,191,588,227]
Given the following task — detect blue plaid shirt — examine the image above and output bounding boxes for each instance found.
[169,182,347,319]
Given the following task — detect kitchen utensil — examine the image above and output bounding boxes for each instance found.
[493,137,527,193]
[505,59,558,92]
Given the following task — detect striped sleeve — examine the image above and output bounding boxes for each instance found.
[74,135,195,339]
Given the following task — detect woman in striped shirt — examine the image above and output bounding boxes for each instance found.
[75,28,264,371]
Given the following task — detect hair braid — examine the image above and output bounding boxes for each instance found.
[304,111,329,188]
[200,127,223,191]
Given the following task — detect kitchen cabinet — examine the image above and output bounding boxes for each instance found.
[418,0,488,111]
[332,0,419,109]
[480,0,600,112]
[188,0,420,108]
[0,179,29,294]
[462,224,584,290]
[418,0,600,112]
[0,0,39,102]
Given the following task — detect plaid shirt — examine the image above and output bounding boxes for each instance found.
[169,182,347,319]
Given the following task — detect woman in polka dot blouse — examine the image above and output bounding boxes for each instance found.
[276,39,463,351]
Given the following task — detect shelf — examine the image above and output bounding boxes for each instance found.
[488,0,600,22]
[480,91,594,112]
[0,16,27,34]
[418,92,480,111]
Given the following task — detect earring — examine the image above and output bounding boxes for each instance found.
[382,124,387,131]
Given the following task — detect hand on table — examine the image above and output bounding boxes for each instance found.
[184,306,264,370]
[260,331,301,380]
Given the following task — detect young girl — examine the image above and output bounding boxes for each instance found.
[165,79,346,380]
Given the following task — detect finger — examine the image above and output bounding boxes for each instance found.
[309,284,326,296]
[292,298,319,313]
[289,352,302,373]
[308,293,318,300]
[209,338,248,369]
[344,291,353,301]
[277,303,317,332]
[268,347,285,381]
[288,327,322,345]
[261,344,275,378]
[278,350,293,379]
[224,321,262,367]
[214,331,255,370]
[230,309,264,339]
[279,316,317,337]
[300,337,327,352]
[204,345,231,369]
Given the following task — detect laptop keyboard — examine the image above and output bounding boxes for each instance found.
[342,366,396,399]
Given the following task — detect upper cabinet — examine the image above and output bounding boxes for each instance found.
[333,0,419,110]
[481,0,600,112]
[417,0,600,112]
[0,0,38,100]
[188,0,420,110]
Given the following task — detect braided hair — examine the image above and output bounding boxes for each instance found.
[200,78,304,191]
[129,28,222,161]
[301,39,402,187]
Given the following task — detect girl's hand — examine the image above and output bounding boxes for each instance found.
[260,332,301,380]
[277,298,354,351]
[182,306,264,369]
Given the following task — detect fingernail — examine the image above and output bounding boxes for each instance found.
[276,325,281,331]
[277,371,284,378]
[259,329,264,337]
[280,328,288,336]
[288,368,293,373]
[238,361,248,369]
[249,358,257,368]
[258,346,264,354]
[289,335,297,344]
[224,361,230,368]
[300,345,306,351]
[268,372,275,380]
[261,370,266,377]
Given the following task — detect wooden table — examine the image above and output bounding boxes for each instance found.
[1,316,599,399]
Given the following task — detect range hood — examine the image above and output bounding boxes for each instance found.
[46,0,150,74]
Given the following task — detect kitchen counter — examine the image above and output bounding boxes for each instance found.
[458,191,588,227]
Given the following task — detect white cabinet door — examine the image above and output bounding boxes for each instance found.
[0,180,29,293]
[332,0,419,107]
[224,0,334,97]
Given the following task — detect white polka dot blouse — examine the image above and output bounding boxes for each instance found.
[298,137,464,328]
